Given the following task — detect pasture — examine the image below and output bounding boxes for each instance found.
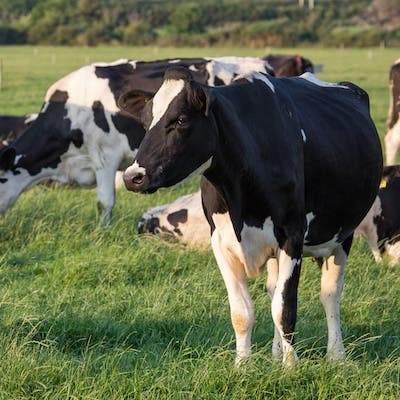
[0,46,399,399]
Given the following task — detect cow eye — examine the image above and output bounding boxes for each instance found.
[177,116,189,126]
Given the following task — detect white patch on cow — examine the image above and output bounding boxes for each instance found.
[24,113,38,124]
[234,71,275,93]
[125,160,146,177]
[211,212,278,279]
[355,196,382,263]
[206,57,271,86]
[149,79,185,130]
[303,233,341,258]
[169,59,181,64]
[253,72,275,92]
[301,129,307,142]
[14,155,24,165]
[189,65,199,71]
[395,58,400,65]
[300,72,349,89]
[40,102,50,114]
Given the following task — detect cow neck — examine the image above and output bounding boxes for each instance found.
[204,93,268,240]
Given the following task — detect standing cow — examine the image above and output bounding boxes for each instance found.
[0,57,273,225]
[119,68,382,365]
[385,59,400,164]
[138,55,315,240]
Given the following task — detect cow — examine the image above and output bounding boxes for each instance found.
[138,192,209,248]
[119,67,382,365]
[138,55,316,241]
[385,59,400,164]
[0,114,37,149]
[0,57,273,225]
[355,165,400,266]
[263,54,314,77]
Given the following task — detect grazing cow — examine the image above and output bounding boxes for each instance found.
[356,165,400,265]
[119,68,382,365]
[263,54,314,77]
[0,57,273,225]
[0,114,37,149]
[385,59,400,164]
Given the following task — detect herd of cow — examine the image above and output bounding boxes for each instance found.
[0,53,398,366]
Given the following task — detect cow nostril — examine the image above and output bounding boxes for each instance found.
[132,173,144,185]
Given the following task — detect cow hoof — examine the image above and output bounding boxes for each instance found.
[326,347,346,363]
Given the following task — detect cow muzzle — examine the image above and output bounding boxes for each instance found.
[123,170,150,192]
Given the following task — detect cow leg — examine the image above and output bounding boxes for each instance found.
[271,240,302,365]
[320,239,350,362]
[95,167,116,225]
[384,121,400,164]
[265,258,282,359]
[211,230,254,366]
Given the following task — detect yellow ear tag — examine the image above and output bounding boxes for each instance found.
[380,179,387,189]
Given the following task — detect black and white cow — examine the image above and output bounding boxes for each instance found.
[385,59,400,164]
[356,165,400,265]
[0,57,273,225]
[138,192,210,248]
[263,54,314,77]
[119,68,382,365]
[0,114,37,149]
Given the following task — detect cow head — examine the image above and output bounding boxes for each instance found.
[119,67,216,193]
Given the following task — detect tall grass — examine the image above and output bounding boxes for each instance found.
[0,46,398,398]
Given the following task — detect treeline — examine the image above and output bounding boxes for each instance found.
[0,0,399,47]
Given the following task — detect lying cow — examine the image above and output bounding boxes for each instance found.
[119,68,382,365]
[138,192,210,248]
[263,54,314,77]
[355,165,400,265]
[385,59,400,164]
[0,57,273,225]
[0,114,37,149]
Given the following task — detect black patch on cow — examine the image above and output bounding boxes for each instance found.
[111,112,145,150]
[0,178,7,183]
[71,129,84,148]
[13,169,20,175]
[167,209,188,228]
[214,76,225,86]
[49,90,69,103]
[200,176,228,235]
[138,216,160,234]
[92,101,110,133]
[281,260,301,342]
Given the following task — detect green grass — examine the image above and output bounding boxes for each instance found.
[0,46,399,399]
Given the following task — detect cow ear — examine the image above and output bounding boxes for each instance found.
[188,81,213,116]
[0,147,16,171]
[118,90,153,122]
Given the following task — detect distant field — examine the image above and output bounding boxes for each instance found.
[0,46,399,399]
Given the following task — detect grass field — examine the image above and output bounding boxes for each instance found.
[0,46,399,399]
